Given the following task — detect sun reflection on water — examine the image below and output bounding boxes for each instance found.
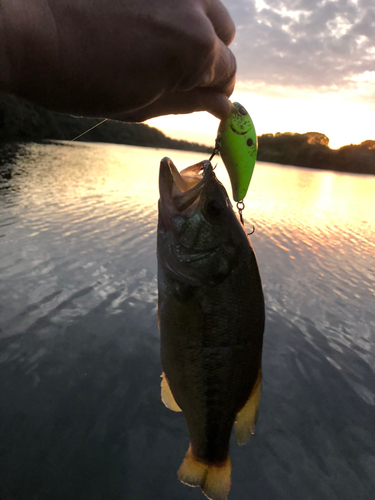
[10,141,375,257]
[1,140,375,500]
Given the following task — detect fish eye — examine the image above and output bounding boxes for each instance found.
[206,200,223,216]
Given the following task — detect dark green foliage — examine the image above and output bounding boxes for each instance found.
[257,132,375,175]
[0,93,210,153]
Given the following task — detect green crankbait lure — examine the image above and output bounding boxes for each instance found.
[216,102,257,202]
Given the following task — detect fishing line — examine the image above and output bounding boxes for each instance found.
[208,138,220,162]
[56,116,255,234]
[52,114,257,235]
[54,118,108,150]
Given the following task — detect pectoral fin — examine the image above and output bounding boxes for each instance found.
[235,368,262,445]
[161,372,182,412]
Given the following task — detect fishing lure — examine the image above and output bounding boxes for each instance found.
[216,102,257,203]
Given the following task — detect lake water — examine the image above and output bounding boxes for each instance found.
[0,142,374,500]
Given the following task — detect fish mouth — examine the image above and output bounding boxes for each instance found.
[159,157,214,212]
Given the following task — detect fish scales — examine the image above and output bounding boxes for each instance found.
[157,157,265,500]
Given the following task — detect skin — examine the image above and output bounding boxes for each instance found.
[158,160,265,465]
[0,0,236,121]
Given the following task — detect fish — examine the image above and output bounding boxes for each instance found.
[157,157,265,500]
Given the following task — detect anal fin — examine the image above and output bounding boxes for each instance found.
[235,368,262,445]
[161,372,182,412]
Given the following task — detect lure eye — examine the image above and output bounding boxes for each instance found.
[206,200,223,216]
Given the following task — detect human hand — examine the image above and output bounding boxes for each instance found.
[0,0,236,121]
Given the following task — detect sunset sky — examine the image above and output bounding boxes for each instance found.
[148,0,375,150]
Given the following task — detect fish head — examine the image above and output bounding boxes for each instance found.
[158,157,248,287]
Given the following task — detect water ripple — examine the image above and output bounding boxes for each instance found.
[0,144,374,500]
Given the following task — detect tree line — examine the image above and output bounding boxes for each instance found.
[257,132,375,175]
[0,93,210,153]
[1,93,374,175]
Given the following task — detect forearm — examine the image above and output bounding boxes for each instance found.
[0,0,170,113]
[0,1,47,95]
[0,2,12,92]
[0,0,61,103]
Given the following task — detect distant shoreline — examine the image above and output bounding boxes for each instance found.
[0,93,211,155]
[256,132,375,176]
[1,139,374,179]
[1,93,374,176]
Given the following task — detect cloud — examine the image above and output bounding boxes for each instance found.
[223,0,375,96]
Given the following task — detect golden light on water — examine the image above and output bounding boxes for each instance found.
[17,142,375,254]
[2,141,375,500]
[7,141,375,343]
[212,158,375,256]
[19,143,205,210]
[246,162,375,228]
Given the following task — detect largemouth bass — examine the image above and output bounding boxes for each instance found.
[157,158,265,500]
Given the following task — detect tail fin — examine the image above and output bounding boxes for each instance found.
[177,445,231,500]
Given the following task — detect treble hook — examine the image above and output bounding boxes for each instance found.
[236,200,255,235]
[236,200,245,226]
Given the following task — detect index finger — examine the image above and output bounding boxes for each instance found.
[205,0,236,46]
[198,39,236,97]
[112,88,232,122]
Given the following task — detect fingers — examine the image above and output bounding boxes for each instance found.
[203,39,236,96]
[205,0,236,46]
[112,89,232,122]
[190,0,236,96]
